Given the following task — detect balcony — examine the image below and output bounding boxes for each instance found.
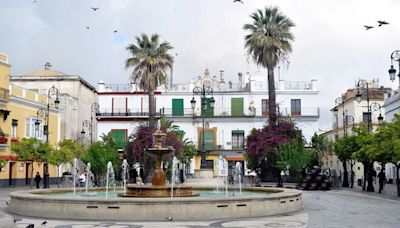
[162,108,256,118]
[97,108,163,118]
[0,87,10,104]
[278,107,320,117]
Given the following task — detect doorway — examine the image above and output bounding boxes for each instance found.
[9,162,15,186]
[25,162,32,185]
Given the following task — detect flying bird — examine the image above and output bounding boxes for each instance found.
[113,30,118,33]
[166,216,173,221]
[26,224,34,228]
[33,0,37,3]
[233,0,244,3]
[5,201,9,206]
[363,25,374,30]
[91,7,99,11]
[86,26,90,30]
[378,20,389,26]
[13,217,22,223]
[41,220,47,225]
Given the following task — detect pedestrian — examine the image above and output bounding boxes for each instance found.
[34,172,42,189]
[378,171,385,193]
[79,172,86,187]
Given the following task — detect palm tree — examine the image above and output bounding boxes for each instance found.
[125,33,174,126]
[244,6,295,126]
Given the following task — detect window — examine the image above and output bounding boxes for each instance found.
[362,112,371,123]
[291,99,301,116]
[25,117,44,140]
[199,129,215,150]
[262,99,269,116]
[11,119,17,139]
[201,98,214,117]
[231,130,244,149]
[110,129,127,149]
[112,97,127,116]
[172,99,184,116]
[231,98,244,116]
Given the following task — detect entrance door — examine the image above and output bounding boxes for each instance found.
[25,162,32,185]
[9,162,15,186]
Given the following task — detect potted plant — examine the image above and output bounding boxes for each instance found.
[0,128,8,144]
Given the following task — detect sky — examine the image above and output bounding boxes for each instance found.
[1,0,400,131]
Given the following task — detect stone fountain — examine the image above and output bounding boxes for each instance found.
[120,130,197,197]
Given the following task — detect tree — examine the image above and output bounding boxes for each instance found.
[275,139,310,183]
[47,139,86,187]
[333,135,359,187]
[11,138,53,187]
[244,6,295,126]
[82,134,120,186]
[367,115,400,196]
[352,125,374,191]
[245,121,298,181]
[309,133,328,167]
[125,34,174,127]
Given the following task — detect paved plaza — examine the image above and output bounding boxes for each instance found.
[0,185,399,228]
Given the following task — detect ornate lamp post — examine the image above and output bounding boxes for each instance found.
[37,85,60,188]
[35,108,46,139]
[334,97,346,136]
[190,85,215,169]
[80,120,91,145]
[355,79,375,192]
[388,50,400,87]
[90,103,99,144]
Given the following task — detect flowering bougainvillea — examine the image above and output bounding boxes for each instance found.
[245,120,299,180]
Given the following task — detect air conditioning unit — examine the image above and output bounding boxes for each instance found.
[222,112,228,116]
[217,145,224,149]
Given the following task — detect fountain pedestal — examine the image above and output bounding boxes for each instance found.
[120,131,197,198]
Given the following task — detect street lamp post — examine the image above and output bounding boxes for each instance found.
[37,85,60,189]
[355,79,375,192]
[190,85,215,169]
[388,50,400,87]
[90,103,99,144]
[80,120,91,145]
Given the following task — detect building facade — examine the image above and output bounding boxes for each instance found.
[10,63,97,144]
[322,82,391,185]
[0,53,60,187]
[97,69,320,176]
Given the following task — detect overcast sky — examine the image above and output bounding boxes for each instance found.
[1,0,400,131]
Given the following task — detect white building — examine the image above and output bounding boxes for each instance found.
[97,69,320,176]
[322,82,391,186]
[10,63,97,144]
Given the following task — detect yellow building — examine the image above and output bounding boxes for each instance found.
[0,53,60,187]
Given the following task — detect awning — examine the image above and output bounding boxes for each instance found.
[226,155,244,161]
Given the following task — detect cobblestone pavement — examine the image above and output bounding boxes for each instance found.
[1,186,400,228]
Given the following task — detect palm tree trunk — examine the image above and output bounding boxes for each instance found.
[148,91,155,127]
[267,68,277,127]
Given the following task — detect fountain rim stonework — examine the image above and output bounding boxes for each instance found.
[8,187,303,221]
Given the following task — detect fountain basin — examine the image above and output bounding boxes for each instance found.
[120,184,198,197]
[8,187,303,221]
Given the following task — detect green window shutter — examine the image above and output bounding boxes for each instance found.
[202,98,214,117]
[200,130,215,150]
[172,99,184,116]
[111,130,127,149]
[231,98,244,116]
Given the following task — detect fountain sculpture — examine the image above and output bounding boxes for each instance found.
[120,130,197,197]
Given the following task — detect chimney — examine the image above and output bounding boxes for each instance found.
[219,70,225,83]
[44,62,52,70]
[238,72,243,83]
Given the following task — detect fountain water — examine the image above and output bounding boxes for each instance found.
[72,158,78,196]
[105,161,115,198]
[170,156,179,198]
[122,159,129,193]
[85,163,93,194]
[235,162,242,195]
